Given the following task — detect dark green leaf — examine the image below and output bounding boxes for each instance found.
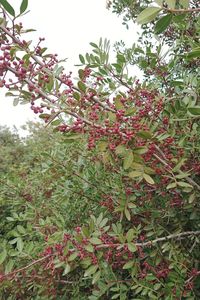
[20,0,28,14]
[73,91,81,101]
[188,107,200,115]
[79,54,85,64]
[78,81,87,93]
[185,48,200,60]
[0,0,15,16]
[154,14,172,34]
[90,42,98,49]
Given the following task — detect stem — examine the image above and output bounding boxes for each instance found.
[0,25,115,114]
[95,230,200,249]
[165,7,200,14]
[1,255,52,279]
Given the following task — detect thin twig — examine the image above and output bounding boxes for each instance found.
[165,7,200,14]
[1,255,52,279]
[95,230,200,249]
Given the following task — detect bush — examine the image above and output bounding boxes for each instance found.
[0,0,199,298]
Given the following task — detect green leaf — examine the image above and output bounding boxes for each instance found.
[177,181,193,188]
[117,53,126,64]
[39,113,51,119]
[137,131,152,139]
[0,248,7,264]
[136,7,161,25]
[55,66,64,77]
[89,237,102,245]
[115,145,126,155]
[172,158,186,172]
[73,91,81,101]
[154,283,162,290]
[90,42,98,48]
[20,0,28,14]
[84,265,98,277]
[128,202,136,209]
[123,151,134,170]
[124,207,131,221]
[78,81,87,93]
[185,48,200,60]
[13,98,19,106]
[68,252,78,262]
[46,76,54,92]
[114,98,124,109]
[123,261,134,269]
[0,17,4,25]
[79,54,85,64]
[5,259,14,274]
[51,119,61,126]
[143,173,155,185]
[112,294,120,299]
[85,244,94,253]
[154,14,172,34]
[127,242,137,253]
[128,171,142,178]
[63,264,71,275]
[0,0,15,16]
[124,107,137,116]
[166,182,177,189]
[188,106,200,115]
[17,225,26,234]
[134,147,148,154]
[165,0,176,8]
[92,270,101,284]
[17,238,24,252]
[126,229,135,243]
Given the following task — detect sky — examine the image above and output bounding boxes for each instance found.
[0,0,140,134]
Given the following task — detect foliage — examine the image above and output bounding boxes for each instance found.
[0,0,200,299]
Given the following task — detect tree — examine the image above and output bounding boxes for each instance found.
[0,0,199,299]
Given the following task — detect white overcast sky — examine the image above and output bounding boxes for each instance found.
[0,0,140,133]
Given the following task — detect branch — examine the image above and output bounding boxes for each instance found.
[138,230,200,247]
[165,7,200,14]
[1,255,52,279]
[6,65,56,105]
[95,230,200,249]
[0,25,115,114]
